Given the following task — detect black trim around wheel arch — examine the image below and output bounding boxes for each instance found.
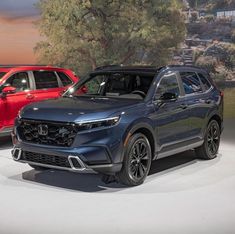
[206,111,223,131]
[122,121,157,161]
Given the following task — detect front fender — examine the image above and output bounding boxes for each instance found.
[121,118,157,161]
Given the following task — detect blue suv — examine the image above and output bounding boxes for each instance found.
[12,65,223,186]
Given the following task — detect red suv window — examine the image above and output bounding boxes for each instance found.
[33,71,59,89]
[7,72,30,92]
[57,72,73,86]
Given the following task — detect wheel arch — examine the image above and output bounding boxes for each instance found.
[122,121,156,161]
[208,114,222,132]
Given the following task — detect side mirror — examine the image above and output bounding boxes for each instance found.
[77,85,88,94]
[2,86,16,96]
[81,85,88,93]
[160,92,177,101]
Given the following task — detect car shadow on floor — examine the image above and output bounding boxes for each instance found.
[20,150,199,193]
[0,136,13,150]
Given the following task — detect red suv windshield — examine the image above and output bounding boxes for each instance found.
[0,72,6,79]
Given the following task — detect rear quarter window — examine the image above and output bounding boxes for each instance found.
[180,72,203,95]
[197,73,212,91]
[57,72,73,86]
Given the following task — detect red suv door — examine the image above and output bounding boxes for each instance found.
[28,70,65,102]
[0,72,33,128]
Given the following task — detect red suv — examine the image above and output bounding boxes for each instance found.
[0,65,78,136]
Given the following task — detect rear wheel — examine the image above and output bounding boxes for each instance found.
[195,120,220,160]
[28,164,48,171]
[117,133,152,186]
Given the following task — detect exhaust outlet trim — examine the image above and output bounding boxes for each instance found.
[12,147,22,161]
[68,155,86,171]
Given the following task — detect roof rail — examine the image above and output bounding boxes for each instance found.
[94,64,123,71]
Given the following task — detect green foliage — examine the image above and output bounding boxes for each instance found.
[192,49,203,62]
[190,11,198,22]
[204,14,214,22]
[195,56,217,73]
[35,0,186,75]
[224,88,235,118]
[231,29,235,43]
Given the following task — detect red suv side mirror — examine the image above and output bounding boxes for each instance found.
[2,86,16,95]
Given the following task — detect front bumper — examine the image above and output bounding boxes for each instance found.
[12,146,122,174]
[11,130,122,174]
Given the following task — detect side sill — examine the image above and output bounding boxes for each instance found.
[156,140,204,160]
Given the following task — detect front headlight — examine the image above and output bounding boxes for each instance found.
[76,116,120,131]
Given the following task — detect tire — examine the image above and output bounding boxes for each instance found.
[28,164,48,171]
[117,133,152,186]
[195,120,220,160]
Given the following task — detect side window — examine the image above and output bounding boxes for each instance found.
[155,73,180,99]
[180,72,202,95]
[33,71,59,89]
[6,72,30,92]
[198,73,211,91]
[57,72,73,86]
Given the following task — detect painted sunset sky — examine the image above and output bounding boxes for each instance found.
[0,0,41,64]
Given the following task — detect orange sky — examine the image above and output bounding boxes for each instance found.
[0,14,41,64]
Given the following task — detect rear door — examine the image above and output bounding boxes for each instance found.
[179,71,208,140]
[1,72,32,127]
[29,70,64,103]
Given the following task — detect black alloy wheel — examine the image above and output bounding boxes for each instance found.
[207,121,220,156]
[195,120,220,160]
[117,133,152,186]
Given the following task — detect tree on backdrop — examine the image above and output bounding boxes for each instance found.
[35,0,185,75]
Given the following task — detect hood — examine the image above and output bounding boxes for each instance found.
[20,96,142,122]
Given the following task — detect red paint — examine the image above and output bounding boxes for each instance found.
[0,66,79,133]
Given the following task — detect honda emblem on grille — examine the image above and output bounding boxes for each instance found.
[38,124,48,136]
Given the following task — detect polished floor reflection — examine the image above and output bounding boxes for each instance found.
[0,120,234,234]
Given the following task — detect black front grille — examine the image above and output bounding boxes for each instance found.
[22,151,70,168]
[18,119,78,147]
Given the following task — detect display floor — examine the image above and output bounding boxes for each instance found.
[0,120,235,234]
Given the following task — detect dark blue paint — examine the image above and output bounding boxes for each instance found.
[13,66,223,174]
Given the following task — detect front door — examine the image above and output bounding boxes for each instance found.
[153,71,190,155]
[1,72,32,127]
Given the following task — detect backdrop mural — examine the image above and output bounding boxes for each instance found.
[0,0,234,117]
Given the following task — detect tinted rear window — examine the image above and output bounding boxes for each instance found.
[180,72,202,95]
[198,73,211,91]
[57,72,73,86]
[33,71,59,89]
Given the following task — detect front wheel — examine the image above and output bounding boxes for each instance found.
[117,133,152,186]
[195,120,221,160]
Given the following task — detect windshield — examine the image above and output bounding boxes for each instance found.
[65,73,155,100]
[0,72,6,79]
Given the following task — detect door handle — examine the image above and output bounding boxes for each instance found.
[26,94,34,100]
[179,104,188,109]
